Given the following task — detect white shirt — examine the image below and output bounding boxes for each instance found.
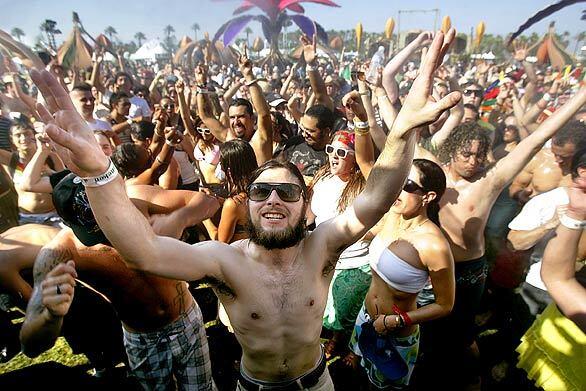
[86,118,112,132]
[129,95,152,119]
[311,174,370,269]
[508,187,568,290]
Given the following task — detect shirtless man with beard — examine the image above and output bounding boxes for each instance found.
[418,89,586,389]
[31,30,460,390]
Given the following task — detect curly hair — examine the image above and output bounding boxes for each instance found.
[437,123,492,165]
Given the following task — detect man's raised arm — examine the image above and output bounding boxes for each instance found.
[239,47,273,165]
[301,34,333,111]
[30,69,229,283]
[317,30,460,251]
[489,88,586,192]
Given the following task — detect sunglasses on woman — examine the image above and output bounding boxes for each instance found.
[197,127,211,135]
[247,183,305,202]
[325,144,354,159]
[162,103,175,109]
[403,179,426,194]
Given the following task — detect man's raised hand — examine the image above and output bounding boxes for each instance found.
[300,34,317,65]
[238,45,254,79]
[393,29,461,132]
[31,69,109,177]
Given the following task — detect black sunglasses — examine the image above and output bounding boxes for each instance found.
[403,179,425,194]
[247,183,305,202]
[162,104,175,109]
[463,89,483,98]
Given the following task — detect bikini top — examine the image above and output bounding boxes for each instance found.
[369,235,429,294]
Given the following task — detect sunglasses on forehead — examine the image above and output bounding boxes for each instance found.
[463,89,483,98]
[403,179,426,194]
[247,183,305,202]
[325,144,354,159]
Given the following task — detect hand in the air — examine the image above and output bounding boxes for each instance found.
[393,29,461,131]
[300,33,317,65]
[41,260,77,318]
[342,91,368,122]
[31,69,109,177]
[238,46,254,80]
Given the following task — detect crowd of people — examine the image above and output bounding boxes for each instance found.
[0,24,585,391]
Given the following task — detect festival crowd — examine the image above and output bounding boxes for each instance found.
[0,23,585,391]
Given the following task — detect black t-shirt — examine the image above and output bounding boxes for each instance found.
[281,135,327,177]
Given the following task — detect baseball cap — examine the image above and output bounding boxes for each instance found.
[50,170,110,246]
[267,93,287,108]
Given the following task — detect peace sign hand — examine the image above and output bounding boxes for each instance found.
[393,29,461,132]
[30,69,110,177]
[238,45,254,79]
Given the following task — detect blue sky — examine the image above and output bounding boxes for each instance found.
[1,0,584,47]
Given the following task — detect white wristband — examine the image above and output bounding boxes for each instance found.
[126,118,133,125]
[560,214,586,230]
[81,160,119,187]
[354,120,369,129]
[542,93,552,102]
[165,139,179,147]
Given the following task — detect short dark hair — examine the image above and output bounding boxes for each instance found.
[9,114,34,135]
[110,92,129,108]
[111,143,148,178]
[71,83,93,93]
[304,104,335,131]
[130,121,155,141]
[464,103,479,114]
[571,147,586,179]
[552,120,586,150]
[230,98,254,116]
[114,72,133,87]
[250,160,308,199]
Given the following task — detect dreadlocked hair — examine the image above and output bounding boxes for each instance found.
[437,123,492,165]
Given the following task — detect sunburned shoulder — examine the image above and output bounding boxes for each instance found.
[410,230,450,255]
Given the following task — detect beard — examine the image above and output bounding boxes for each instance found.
[246,215,307,250]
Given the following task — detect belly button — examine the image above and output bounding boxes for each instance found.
[251,312,260,319]
[308,299,314,306]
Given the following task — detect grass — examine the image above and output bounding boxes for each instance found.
[0,337,88,375]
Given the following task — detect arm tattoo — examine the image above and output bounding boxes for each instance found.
[32,247,73,285]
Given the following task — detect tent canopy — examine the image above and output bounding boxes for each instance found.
[130,39,166,61]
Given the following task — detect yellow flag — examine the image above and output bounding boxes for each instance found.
[441,16,451,34]
[356,22,363,52]
[385,18,395,40]
[563,65,572,79]
[475,22,485,48]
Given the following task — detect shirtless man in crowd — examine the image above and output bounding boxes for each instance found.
[18,151,220,389]
[509,120,586,204]
[31,30,460,390]
[421,88,586,388]
[0,115,63,225]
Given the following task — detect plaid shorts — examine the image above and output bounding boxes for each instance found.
[123,301,216,390]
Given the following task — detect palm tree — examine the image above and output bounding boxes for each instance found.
[134,32,146,47]
[244,27,253,45]
[191,23,200,41]
[40,20,61,51]
[164,25,175,38]
[104,26,118,41]
[11,27,25,42]
[574,31,586,55]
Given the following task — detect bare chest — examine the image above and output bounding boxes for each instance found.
[531,162,564,194]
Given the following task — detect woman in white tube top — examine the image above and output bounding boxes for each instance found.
[350,159,455,389]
